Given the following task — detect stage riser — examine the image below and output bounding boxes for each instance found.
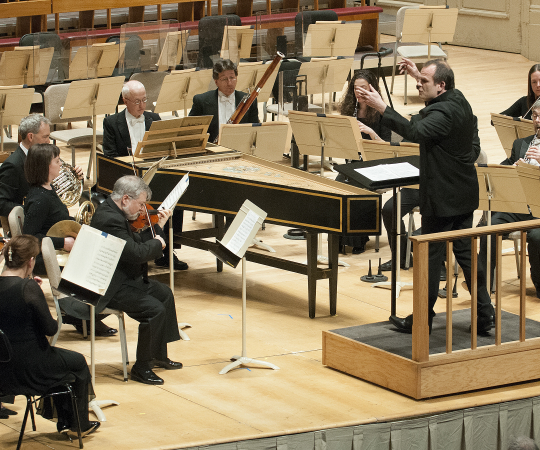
[322,331,540,399]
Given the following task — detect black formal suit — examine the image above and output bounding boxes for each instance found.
[90,197,180,367]
[102,110,161,158]
[479,135,540,295]
[381,89,493,321]
[0,146,28,218]
[189,89,260,143]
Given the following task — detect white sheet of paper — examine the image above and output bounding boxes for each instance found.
[355,162,419,182]
[225,209,259,256]
[61,225,126,295]
[159,173,189,210]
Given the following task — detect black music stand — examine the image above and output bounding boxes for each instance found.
[335,155,420,315]
[360,47,394,110]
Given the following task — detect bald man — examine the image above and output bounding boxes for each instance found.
[102,80,161,158]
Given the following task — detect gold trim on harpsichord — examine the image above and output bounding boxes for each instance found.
[347,197,380,233]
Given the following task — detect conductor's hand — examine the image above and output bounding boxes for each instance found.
[357,85,387,115]
[156,208,172,229]
[526,145,540,163]
[73,165,84,180]
[399,58,421,80]
[63,237,75,252]
[155,235,166,249]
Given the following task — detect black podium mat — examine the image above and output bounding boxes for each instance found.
[330,309,540,359]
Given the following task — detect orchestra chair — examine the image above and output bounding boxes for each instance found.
[130,71,169,113]
[390,6,458,104]
[8,206,24,238]
[44,83,104,169]
[197,14,242,69]
[0,328,84,450]
[19,31,66,82]
[42,237,129,382]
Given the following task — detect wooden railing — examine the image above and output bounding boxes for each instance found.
[410,218,540,363]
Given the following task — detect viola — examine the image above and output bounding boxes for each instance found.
[130,204,160,232]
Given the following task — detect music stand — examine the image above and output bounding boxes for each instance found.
[335,155,420,315]
[218,122,291,161]
[0,87,35,153]
[289,111,360,266]
[133,116,212,159]
[517,162,540,218]
[0,46,49,86]
[156,30,190,71]
[209,200,280,375]
[303,21,361,57]
[61,76,125,183]
[477,163,530,292]
[236,60,281,104]
[153,68,213,117]
[297,57,352,114]
[15,46,54,86]
[68,42,123,80]
[491,113,535,158]
[221,25,255,64]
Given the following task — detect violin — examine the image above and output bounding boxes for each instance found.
[130,204,160,232]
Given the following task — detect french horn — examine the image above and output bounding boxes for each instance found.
[51,160,95,225]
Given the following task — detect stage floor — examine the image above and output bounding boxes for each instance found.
[2,37,540,449]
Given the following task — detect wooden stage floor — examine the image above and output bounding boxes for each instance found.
[2,38,540,449]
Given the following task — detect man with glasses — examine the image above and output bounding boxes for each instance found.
[102,80,160,158]
[102,80,188,271]
[478,105,540,299]
[91,175,183,385]
[189,59,260,143]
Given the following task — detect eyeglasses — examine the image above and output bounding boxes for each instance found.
[217,76,237,83]
[125,97,148,106]
[533,114,540,120]
[128,196,146,209]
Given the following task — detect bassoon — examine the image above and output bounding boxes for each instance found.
[227,52,284,125]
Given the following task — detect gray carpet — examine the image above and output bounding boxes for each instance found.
[330,309,540,359]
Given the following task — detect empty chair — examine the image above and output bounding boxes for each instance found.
[197,15,242,69]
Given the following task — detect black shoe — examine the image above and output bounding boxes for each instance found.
[131,365,164,385]
[64,421,101,438]
[75,319,117,337]
[352,246,365,254]
[380,259,408,272]
[469,315,495,335]
[389,314,432,334]
[0,413,8,419]
[155,255,188,271]
[153,358,183,370]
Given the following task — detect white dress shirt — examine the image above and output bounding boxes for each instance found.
[218,91,236,126]
[19,143,29,155]
[125,110,146,153]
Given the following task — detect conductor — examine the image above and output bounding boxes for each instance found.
[358,58,494,334]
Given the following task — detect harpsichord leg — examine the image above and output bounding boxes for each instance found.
[306,232,318,318]
[328,234,339,316]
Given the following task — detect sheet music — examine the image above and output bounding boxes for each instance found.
[225,209,259,255]
[61,225,126,295]
[355,162,419,182]
[158,173,189,210]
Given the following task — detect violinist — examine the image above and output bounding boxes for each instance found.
[90,175,182,385]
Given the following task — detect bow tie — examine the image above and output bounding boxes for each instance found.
[219,95,235,105]
[130,116,145,126]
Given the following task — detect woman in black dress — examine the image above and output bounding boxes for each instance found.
[0,235,99,437]
[22,143,117,336]
[337,70,392,253]
[22,143,74,274]
[501,63,540,119]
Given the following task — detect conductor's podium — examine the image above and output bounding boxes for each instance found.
[96,150,381,318]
